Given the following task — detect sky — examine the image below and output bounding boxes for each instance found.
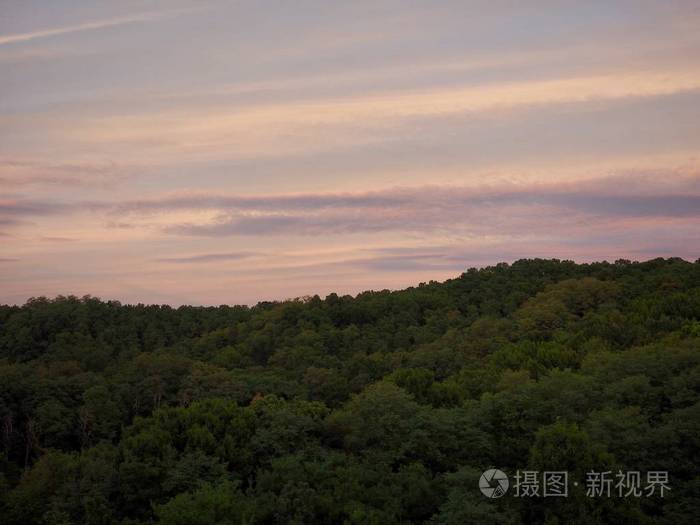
[1,0,700,306]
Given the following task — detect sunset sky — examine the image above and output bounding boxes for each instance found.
[1,0,700,305]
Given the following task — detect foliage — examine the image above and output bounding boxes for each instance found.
[1,258,699,523]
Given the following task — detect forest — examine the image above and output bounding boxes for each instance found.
[0,257,699,524]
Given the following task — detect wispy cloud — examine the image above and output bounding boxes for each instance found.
[40,236,75,242]
[100,172,697,237]
[0,159,128,188]
[4,171,697,240]
[0,10,183,46]
[0,199,67,217]
[0,198,68,231]
[60,68,700,163]
[156,251,259,264]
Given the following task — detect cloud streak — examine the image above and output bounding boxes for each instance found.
[0,199,67,217]
[5,171,697,239]
[101,172,698,237]
[0,11,181,46]
[60,68,700,163]
[156,251,258,264]
[0,159,128,188]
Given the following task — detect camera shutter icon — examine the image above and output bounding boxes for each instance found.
[480,469,509,498]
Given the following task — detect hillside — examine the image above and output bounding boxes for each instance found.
[1,258,699,524]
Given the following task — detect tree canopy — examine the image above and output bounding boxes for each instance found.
[1,258,699,524]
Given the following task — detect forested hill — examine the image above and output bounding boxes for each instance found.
[1,258,699,524]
